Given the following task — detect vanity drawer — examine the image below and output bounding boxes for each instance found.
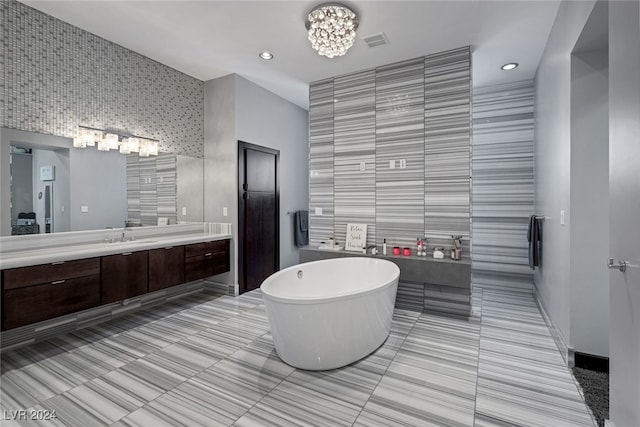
[2,274,101,330]
[2,257,100,290]
[185,240,229,258]
[184,239,230,282]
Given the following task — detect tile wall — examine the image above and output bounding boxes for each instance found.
[471,80,535,293]
[309,47,471,256]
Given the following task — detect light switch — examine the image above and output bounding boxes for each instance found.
[389,160,396,169]
[315,207,323,216]
[223,207,228,217]
[560,210,565,226]
[182,207,187,216]
[81,205,89,213]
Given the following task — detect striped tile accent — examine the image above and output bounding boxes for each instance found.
[308,79,335,246]
[308,47,471,256]
[126,155,141,222]
[471,80,535,293]
[375,58,425,249]
[155,153,177,224]
[0,289,596,426]
[424,47,472,257]
[126,153,178,226]
[333,70,376,246]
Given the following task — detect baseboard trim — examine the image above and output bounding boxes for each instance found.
[533,285,570,365]
[574,351,609,373]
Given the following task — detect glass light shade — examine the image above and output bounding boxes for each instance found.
[306,4,358,58]
[119,138,131,154]
[148,140,159,156]
[73,136,86,148]
[96,139,110,151]
[105,133,119,150]
[128,137,139,153]
[138,140,150,157]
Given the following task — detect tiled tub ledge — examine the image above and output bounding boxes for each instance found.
[299,247,471,317]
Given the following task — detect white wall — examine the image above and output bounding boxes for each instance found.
[534,0,597,354]
[235,76,309,269]
[609,0,640,424]
[203,74,309,288]
[177,155,204,223]
[69,147,126,231]
[10,152,33,219]
[204,75,238,286]
[570,46,609,358]
[31,148,71,233]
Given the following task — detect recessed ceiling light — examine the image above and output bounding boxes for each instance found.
[259,51,274,60]
[501,62,519,71]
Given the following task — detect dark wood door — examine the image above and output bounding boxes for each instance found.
[149,246,185,292]
[239,142,279,294]
[101,251,148,304]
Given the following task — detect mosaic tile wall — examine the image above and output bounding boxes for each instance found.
[309,47,471,255]
[1,1,204,157]
[471,80,535,293]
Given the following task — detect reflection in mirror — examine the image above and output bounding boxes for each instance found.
[1,128,204,237]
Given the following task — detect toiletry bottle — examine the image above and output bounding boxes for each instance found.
[382,239,387,255]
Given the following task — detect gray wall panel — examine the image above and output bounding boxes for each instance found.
[471,80,535,293]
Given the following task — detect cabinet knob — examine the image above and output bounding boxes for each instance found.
[122,252,133,256]
[51,280,66,285]
[51,261,65,265]
[164,246,173,250]
[204,252,212,257]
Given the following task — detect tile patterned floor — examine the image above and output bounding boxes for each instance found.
[1,288,596,426]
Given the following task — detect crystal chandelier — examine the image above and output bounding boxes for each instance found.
[305,3,359,58]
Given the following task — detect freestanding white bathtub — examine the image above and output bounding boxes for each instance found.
[260,257,400,370]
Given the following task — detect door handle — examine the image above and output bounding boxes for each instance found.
[608,257,627,272]
[243,192,249,200]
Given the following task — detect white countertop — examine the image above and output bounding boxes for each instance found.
[0,223,232,270]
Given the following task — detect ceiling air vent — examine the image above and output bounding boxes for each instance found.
[362,32,389,48]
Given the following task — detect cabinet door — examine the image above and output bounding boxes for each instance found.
[2,274,100,330]
[101,251,148,304]
[149,246,185,292]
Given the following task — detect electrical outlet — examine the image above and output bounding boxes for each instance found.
[81,205,88,213]
[223,207,228,217]
[560,210,565,225]
[315,207,323,216]
[359,162,366,172]
[389,160,396,169]
[182,207,187,216]
[399,159,407,169]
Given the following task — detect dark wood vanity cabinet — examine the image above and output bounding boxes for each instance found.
[1,258,101,330]
[149,246,185,292]
[101,251,148,304]
[185,239,230,282]
[1,239,230,331]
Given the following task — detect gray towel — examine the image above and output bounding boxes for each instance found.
[294,210,309,247]
[527,215,543,269]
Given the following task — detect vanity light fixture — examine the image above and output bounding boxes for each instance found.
[305,3,359,58]
[259,51,274,60]
[501,62,519,71]
[73,126,158,157]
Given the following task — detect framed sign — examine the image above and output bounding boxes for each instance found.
[345,223,367,252]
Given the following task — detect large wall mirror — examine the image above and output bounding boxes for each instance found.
[0,128,204,237]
